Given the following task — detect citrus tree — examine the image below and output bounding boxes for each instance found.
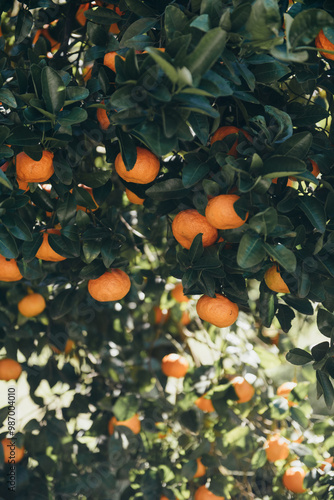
[1,0,334,498]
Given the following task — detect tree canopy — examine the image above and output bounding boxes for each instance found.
[1,0,334,499]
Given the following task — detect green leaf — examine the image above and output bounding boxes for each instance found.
[262,155,306,178]
[188,233,204,264]
[275,131,312,159]
[0,89,17,109]
[248,207,278,237]
[50,289,77,320]
[317,309,334,338]
[65,87,90,102]
[22,233,43,261]
[286,348,313,365]
[101,240,118,268]
[164,5,188,42]
[15,9,33,43]
[190,14,210,32]
[282,296,313,315]
[145,48,179,84]
[120,18,157,49]
[132,122,178,156]
[223,426,250,446]
[0,226,18,258]
[79,261,106,279]
[58,108,88,126]
[2,214,32,241]
[82,240,101,264]
[180,410,199,432]
[41,67,66,114]
[251,61,289,83]
[276,304,295,333]
[264,105,293,144]
[188,113,209,145]
[84,6,122,25]
[184,28,227,82]
[245,0,282,49]
[299,197,326,234]
[116,128,137,171]
[251,448,267,469]
[290,406,309,428]
[289,102,329,127]
[113,395,139,421]
[56,193,77,226]
[125,0,156,17]
[316,371,334,409]
[182,156,210,188]
[264,243,296,273]
[259,283,275,327]
[175,94,219,118]
[0,169,12,189]
[237,232,266,268]
[289,8,334,50]
[146,179,188,200]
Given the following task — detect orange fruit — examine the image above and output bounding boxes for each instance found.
[172,209,218,250]
[195,485,225,500]
[32,27,61,51]
[180,310,191,326]
[16,151,54,183]
[0,256,23,282]
[125,188,145,205]
[171,283,189,303]
[195,394,215,413]
[196,294,239,328]
[194,457,207,478]
[264,265,290,294]
[1,438,25,464]
[315,29,334,61]
[210,125,251,157]
[277,381,297,407]
[108,5,125,34]
[76,2,89,25]
[103,51,125,72]
[88,268,131,302]
[36,228,66,262]
[82,63,93,81]
[18,293,46,317]
[264,434,290,462]
[51,339,75,355]
[108,414,141,435]
[205,194,248,230]
[282,467,306,493]
[115,147,160,184]
[160,497,178,500]
[0,358,22,381]
[310,158,320,177]
[161,353,189,378]
[97,106,110,130]
[154,306,170,324]
[232,376,255,403]
[320,456,333,470]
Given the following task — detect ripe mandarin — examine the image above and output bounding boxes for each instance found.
[16,151,54,183]
[171,283,189,303]
[172,209,218,250]
[1,438,25,464]
[103,51,125,72]
[195,485,225,500]
[195,394,215,413]
[115,147,160,184]
[108,414,141,435]
[36,229,66,262]
[320,456,333,470]
[264,434,290,462]
[315,29,334,61]
[194,457,207,478]
[0,359,22,381]
[196,294,239,328]
[264,265,290,294]
[232,376,255,403]
[180,310,191,326]
[282,467,306,494]
[18,293,46,317]
[125,188,145,205]
[205,194,248,230]
[0,256,23,282]
[97,106,110,130]
[161,353,189,378]
[210,125,251,157]
[51,339,75,355]
[277,381,297,407]
[88,268,131,302]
